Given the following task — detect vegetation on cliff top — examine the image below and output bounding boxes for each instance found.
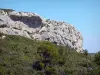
[0,8,14,12]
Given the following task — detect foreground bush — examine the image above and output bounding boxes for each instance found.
[94,51,100,65]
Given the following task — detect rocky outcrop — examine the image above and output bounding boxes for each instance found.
[0,9,83,52]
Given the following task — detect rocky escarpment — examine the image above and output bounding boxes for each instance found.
[0,9,83,52]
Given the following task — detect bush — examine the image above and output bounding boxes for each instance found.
[96,67,100,75]
[83,49,88,56]
[0,8,14,12]
[94,51,100,65]
[33,41,65,74]
[45,66,56,75]
[78,60,90,67]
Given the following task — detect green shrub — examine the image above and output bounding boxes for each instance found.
[96,67,100,75]
[83,49,88,56]
[0,8,14,12]
[45,66,56,75]
[94,51,100,65]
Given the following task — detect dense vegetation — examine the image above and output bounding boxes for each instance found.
[94,51,100,74]
[0,34,99,75]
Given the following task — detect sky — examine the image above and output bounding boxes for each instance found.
[0,0,100,53]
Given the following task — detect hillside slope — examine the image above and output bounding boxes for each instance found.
[0,35,97,75]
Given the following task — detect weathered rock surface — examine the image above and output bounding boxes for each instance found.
[0,9,83,52]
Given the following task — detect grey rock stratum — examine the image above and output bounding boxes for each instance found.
[0,9,83,52]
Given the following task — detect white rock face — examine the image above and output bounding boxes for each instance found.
[0,9,83,52]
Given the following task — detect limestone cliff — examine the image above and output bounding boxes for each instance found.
[0,9,83,52]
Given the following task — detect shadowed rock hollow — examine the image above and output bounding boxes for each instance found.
[0,8,83,52]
